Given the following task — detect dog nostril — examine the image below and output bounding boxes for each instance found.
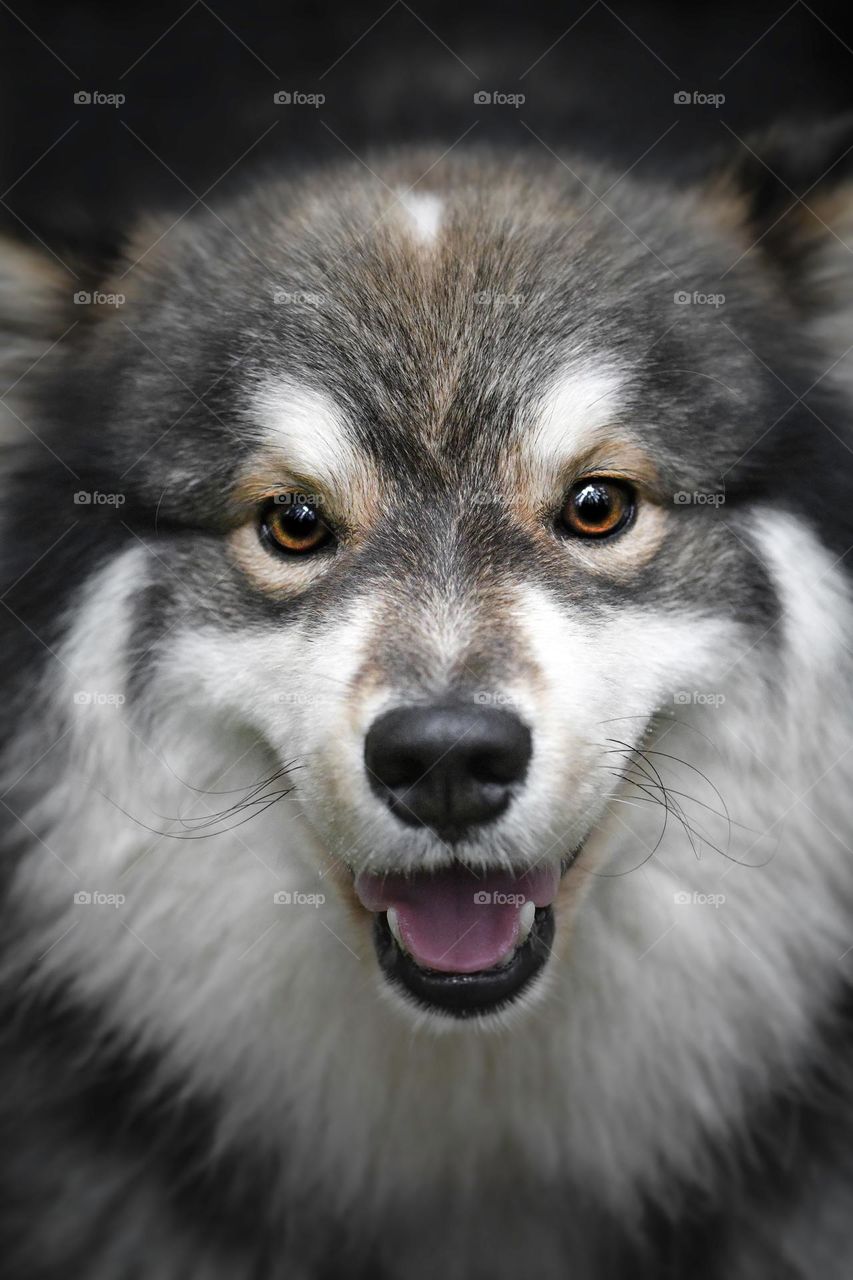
[468,748,520,785]
[377,753,423,790]
[364,703,532,837]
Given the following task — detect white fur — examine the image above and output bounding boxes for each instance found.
[396,191,443,244]
[249,382,359,492]
[532,364,630,469]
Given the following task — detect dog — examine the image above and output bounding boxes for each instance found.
[2,124,853,1278]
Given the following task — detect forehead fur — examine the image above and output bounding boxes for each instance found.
[395,191,444,245]
[17,143,848,544]
[242,359,657,531]
[191,149,780,487]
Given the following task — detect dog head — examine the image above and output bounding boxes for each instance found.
[2,129,853,1038]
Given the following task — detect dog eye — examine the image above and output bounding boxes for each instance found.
[558,479,635,539]
[259,496,333,556]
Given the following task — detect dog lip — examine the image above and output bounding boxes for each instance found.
[373,906,555,1017]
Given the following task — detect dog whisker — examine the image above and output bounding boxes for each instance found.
[102,760,303,842]
[596,733,747,865]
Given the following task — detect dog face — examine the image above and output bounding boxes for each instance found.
[4,140,852,1029]
[5,133,853,1244]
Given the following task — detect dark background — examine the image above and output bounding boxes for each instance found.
[2,0,853,259]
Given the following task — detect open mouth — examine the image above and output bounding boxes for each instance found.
[354,863,559,1018]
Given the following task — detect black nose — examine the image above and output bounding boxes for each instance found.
[364,703,532,838]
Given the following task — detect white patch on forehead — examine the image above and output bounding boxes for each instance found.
[250,383,356,488]
[532,366,628,466]
[395,191,443,245]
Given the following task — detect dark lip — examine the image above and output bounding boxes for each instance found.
[372,906,556,1019]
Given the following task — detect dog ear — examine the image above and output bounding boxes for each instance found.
[0,232,76,443]
[0,222,134,443]
[715,116,853,352]
[0,232,72,339]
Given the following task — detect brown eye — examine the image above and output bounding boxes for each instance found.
[260,495,333,556]
[558,479,635,539]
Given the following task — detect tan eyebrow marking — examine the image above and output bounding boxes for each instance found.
[233,380,387,532]
[511,413,669,578]
[231,446,385,532]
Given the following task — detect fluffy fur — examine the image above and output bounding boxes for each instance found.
[2,131,853,1278]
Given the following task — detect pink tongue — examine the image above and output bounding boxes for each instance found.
[354,864,559,974]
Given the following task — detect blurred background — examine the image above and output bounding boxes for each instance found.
[1,0,853,263]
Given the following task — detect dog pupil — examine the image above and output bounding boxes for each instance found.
[578,485,612,522]
[282,505,317,536]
